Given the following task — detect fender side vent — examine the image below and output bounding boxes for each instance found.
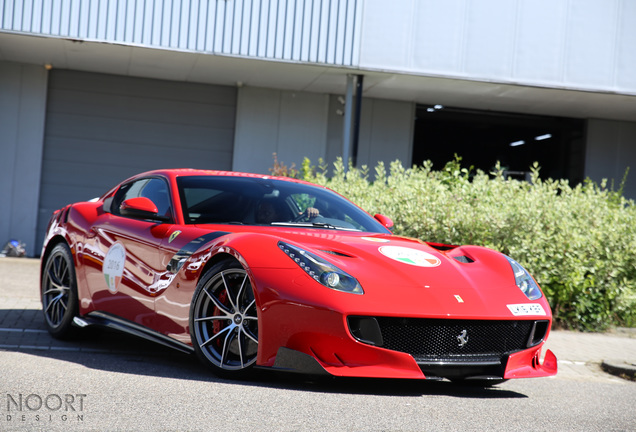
[321,250,354,258]
[453,255,474,263]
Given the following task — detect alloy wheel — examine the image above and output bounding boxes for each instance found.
[192,267,259,372]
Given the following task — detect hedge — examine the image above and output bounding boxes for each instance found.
[286,156,636,331]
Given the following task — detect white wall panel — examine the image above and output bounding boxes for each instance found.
[616,1,636,90]
[359,0,636,94]
[514,0,568,84]
[411,0,466,73]
[463,0,517,78]
[277,91,329,164]
[565,0,620,89]
[359,0,413,70]
[233,87,282,174]
[586,119,636,199]
[233,87,414,176]
[0,62,47,256]
[357,99,414,169]
[233,86,328,174]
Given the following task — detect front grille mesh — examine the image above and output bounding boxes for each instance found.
[375,318,536,364]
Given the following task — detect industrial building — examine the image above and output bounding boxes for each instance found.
[1,0,635,255]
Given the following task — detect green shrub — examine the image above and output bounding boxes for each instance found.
[300,157,636,331]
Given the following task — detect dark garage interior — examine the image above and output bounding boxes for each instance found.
[412,106,586,183]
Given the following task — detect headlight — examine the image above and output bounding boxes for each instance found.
[278,241,363,294]
[505,256,542,300]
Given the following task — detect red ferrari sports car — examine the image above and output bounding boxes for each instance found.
[41,169,557,383]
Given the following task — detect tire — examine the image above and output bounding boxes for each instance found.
[190,259,259,378]
[41,243,80,339]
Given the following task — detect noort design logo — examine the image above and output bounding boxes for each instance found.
[3,393,87,424]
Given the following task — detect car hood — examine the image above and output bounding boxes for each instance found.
[220,228,549,319]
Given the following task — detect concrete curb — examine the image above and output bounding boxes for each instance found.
[601,359,636,381]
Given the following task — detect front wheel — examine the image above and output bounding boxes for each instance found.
[41,243,79,339]
[190,259,259,378]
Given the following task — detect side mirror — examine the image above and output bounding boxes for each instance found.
[120,197,170,222]
[374,213,394,230]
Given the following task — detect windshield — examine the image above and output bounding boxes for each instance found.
[176,176,389,233]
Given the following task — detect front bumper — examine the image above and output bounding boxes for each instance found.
[254,268,558,380]
[265,315,557,380]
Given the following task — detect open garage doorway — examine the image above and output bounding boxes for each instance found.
[412,106,585,183]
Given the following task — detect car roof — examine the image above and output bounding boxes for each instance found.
[124,168,317,187]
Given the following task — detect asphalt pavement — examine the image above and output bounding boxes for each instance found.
[1,257,635,382]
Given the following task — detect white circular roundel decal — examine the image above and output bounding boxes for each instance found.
[378,246,441,267]
[103,243,126,293]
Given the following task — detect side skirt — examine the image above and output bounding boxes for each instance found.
[73,312,194,354]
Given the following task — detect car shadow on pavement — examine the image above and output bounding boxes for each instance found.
[0,308,212,382]
[256,372,528,399]
[1,308,528,399]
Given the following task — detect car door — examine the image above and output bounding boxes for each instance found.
[84,177,175,326]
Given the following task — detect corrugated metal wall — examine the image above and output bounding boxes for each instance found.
[0,0,361,65]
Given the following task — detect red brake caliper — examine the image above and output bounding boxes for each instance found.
[212,290,229,348]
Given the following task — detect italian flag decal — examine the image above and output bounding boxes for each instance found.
[378,246,441,267]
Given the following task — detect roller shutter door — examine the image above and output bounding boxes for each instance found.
[37,70,236,249]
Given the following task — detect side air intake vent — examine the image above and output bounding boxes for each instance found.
[453,255,474,263]
[527,320,550,347]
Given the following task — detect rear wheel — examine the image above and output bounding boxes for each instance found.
[41,243,79,339]
[190,259,259,378]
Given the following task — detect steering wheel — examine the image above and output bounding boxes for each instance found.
[293,212,312,222]
[292,208,320,222]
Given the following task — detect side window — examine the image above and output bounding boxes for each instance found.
[111,178,173,221]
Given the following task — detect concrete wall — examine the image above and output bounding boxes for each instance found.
[586,119,636,199]
[356,99,414,169]
[0,61,48,256]
[232,87,329,174]
[233,86,414,175]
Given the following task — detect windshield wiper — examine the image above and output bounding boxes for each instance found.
[271,222,360,231]
[197,221,244,225]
